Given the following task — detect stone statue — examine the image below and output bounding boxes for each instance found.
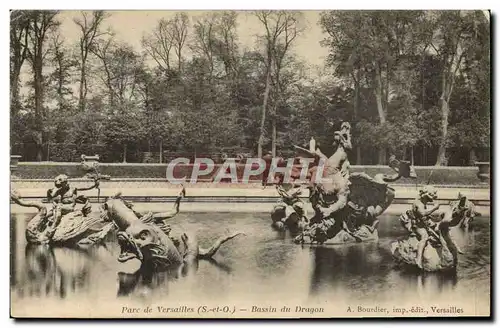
[46,174,98,221]
[270,184,309,234]
[11,160,109,246]
[80,154,111,201]
[392,190,478,272]
[286,122,416,245]
[449,193,479,230]
[11,188,113,246]
[101,191,244,273]
[303,121,352,184]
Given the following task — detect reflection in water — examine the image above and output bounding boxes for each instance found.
[117,272,141,296]
[309,243,393,300]
[116,245,234,298]
[307,237,473,304]
[117,270,172,298]
[116,258,238,300]
[20,244,92,299]
[11,212,491,308]
[393,266,458,294]
[10,220,16,287]
[24,245,58,297]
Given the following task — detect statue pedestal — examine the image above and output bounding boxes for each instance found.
[391,235,455,272]
[10,155,22,179]
[475,162,490,184]
[295,224,379,245]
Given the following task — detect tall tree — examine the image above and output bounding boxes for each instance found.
[430,11,489,165]
[169,12,189,72]
[25,10,60,161]
[142,18,174,72]
[47,32,77,110]
[254,10,303,157]
[191,14,217,77]
[10,11,31,116]
[320,10,430,163]
[90,37,115,106]
[93,40,144,108]
[74,10,110,111]
[212,11,240,79]
[189,11,242,101]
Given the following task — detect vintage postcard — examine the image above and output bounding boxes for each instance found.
[9,9,491,318]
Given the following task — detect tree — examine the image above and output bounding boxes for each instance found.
[10,10,490,166]
[170,12,189,72]
[142,18,174,72]
[190,11,242,103]
[320,10,441,164]
[448,113,489,163]
[90,37,115,105]
[46,32,77,110]
[10,11,31,116]
[430,11,490,165]
[253,10,304,157]
[106,44,143,106]
[102,110,142,162]
[92,39,144,108]
[25,10,60,161]
[74,10,110,111]
[191,14,217,77]
[211,11,240,79]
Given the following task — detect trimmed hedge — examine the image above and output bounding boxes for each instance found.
[11,162,486,186]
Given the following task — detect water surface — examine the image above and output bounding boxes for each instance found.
[10,210,491,316]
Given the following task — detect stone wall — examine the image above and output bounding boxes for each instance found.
[11,162,486,186]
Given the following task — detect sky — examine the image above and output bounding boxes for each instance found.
[56,10,330,68]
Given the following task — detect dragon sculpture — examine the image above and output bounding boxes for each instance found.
[100,192,244,273]
[271,121,417,245]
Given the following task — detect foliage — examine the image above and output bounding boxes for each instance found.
[10,10,490,165]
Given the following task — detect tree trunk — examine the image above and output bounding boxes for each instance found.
[56,55,64,109]
[374,64,387,165]
[108,91,115,108]
[177,48,182,73]
[10,25,28,117]
[356,147,361,165]
[34,132,43,162]
[257,59,272,158]
[435,69,455,166]
[10,70,21,114]
[469,148,477,166]
[411,147,415,165]
[378,149,386,165]
[34,59,44,162]
[436,40,463,166]
[353,71,361,165]
[159,140,163,164]
[435,58,457,169]
[123,144,127,163]
[271,117,276,157]
[374,64,386,125]
[79,64,86,111]
[435,97,449,166]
